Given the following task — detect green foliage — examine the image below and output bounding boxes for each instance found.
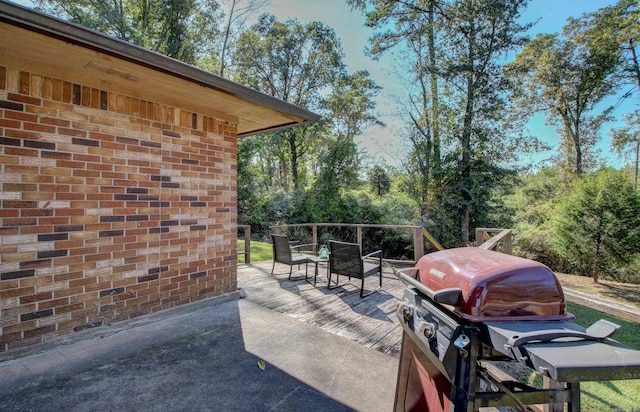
[234,15,381,193]
[352,0,534,245]
[33,0,222,64]
[367,165,391,196]
[551,168,640,281]
[423,156,517,248]
[505,166,568,269]
[507,2,625,177]
[234,13,344,108]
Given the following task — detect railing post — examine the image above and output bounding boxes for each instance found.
[503,230,512,255]
[312,224,318,251]
[476,228,484,247]
[244,225,251,264]
[414,227,424,262]
[357,226,363,253]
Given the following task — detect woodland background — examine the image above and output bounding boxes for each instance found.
[32,0,640,283]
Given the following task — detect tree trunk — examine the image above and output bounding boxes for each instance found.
[629,38,640,92]
[593,237,601,283]
[288,134,299,191]
[635,141,639,191]
[428,0,440,165]
[460,21,475,247]
[219,0,237,77]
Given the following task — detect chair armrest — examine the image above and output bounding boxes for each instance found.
[362,250,382,260]
[291,243,317,253]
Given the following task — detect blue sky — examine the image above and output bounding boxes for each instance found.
[11,0,633,169]
[265,0,631,169]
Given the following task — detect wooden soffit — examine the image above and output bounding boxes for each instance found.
[0,2,320,137]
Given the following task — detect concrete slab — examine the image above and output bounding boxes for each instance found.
[0,297,398,411]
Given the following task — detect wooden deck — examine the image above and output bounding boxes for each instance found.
[237,261,406,358]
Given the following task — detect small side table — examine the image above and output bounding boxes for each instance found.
[306,256,329,286]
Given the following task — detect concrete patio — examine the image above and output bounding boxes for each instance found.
[0,262,404,411]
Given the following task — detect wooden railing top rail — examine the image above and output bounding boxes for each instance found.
[237,224,513,267]
[476,228,512,254]
[271,222,443,264]
[272,223,422,230]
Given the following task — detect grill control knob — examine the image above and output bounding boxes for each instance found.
[418,322,437,341]
[401,304,414,320]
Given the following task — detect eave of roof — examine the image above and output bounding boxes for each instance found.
[0,1,321,137]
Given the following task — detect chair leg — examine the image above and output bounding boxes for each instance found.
[271,260,276,274]
[327,272,340,289]
[360,269,382,298]
[288,264,293,280]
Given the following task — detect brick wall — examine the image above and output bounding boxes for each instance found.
[0,65,238,352]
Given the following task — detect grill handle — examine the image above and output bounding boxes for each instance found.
[506,319,620,348]
[396,268,462,306]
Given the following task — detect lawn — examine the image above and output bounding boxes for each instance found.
[237,239,272,263]
[236,242,640,409]
[568,302,640,411]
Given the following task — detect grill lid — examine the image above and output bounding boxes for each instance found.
[416,248,571,322]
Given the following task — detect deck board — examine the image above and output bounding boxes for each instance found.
[237,261,405,358]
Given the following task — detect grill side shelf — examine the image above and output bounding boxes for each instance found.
[484,321,640,382]
[506,319,619,347]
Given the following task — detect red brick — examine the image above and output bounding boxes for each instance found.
[24,122,56,133]
[2,319,37,335]
[23,324,56,339]
[1,286,35,299]
[40,117,70,127]
[5,110,38,123]
[8,92,41,106]
[38,297,70,310]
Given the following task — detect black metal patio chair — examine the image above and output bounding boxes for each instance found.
[328,240,382,298]
[271,234,316,280]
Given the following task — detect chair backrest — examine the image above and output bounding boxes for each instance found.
[329,241,364,279]
[272,234,292,265]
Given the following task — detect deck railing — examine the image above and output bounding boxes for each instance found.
[476,228,512,254]
[238,224,513,266]
[271,223,445,265]
[237,225,251,263]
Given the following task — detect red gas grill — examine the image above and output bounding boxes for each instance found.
[394,247,640,412]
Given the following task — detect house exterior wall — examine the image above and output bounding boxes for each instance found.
[0,65,238,353]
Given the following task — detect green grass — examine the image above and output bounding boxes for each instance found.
[237,240,272,263]
[567,302,640,411]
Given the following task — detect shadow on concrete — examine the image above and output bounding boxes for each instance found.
[0,297,397,412]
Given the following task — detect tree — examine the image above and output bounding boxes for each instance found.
[317,70,383,190]
[368,165,391,196]
[33,0,222,65]
[349,0,445,222]
[351,0,532,246]
[584,0,639,97]
[508,7,624,177]
[504,166,566,268]
[234,14,346,191]
[217,0,270,77]
[552,168,640,283]
[611,111,640,190]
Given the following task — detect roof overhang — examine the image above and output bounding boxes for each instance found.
[0,1,321,137]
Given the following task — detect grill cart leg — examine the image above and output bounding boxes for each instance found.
[452,326,479,412]
[568,382,580,412]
